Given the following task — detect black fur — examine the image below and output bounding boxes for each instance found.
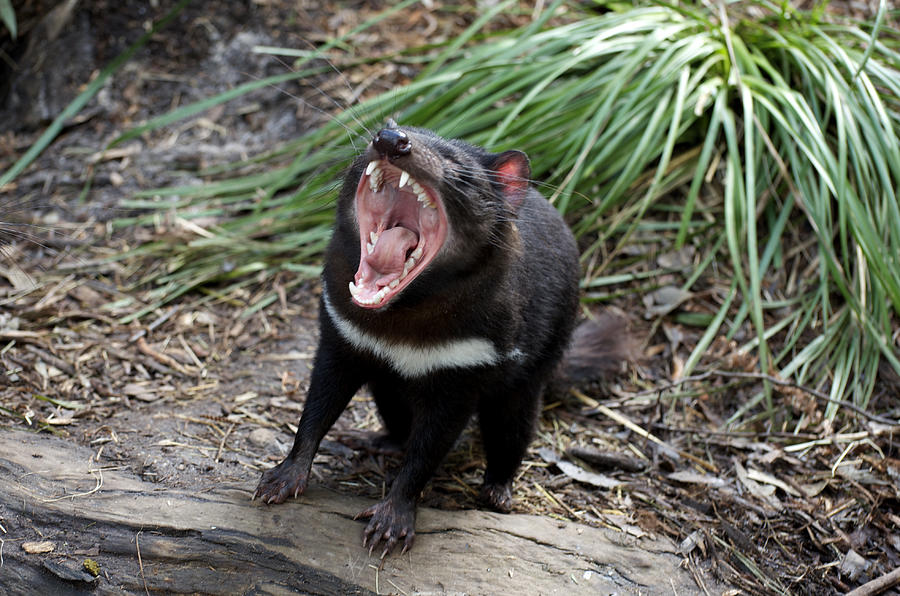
[254,124,580,555]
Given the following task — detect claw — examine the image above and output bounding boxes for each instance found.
[254,458,309,505]
[354,499,416,558]
[381,531,397,558]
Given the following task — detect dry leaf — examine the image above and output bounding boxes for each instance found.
[734,460,782,510]
[839,549,869,581]
[657,246,695,269]
[555,460,621,489]
[745,468,800,497]
[800,479,829,497]
[643,286,693,318]
[668,470,727,488]
[679,529,706,556]
[22,541,55,554]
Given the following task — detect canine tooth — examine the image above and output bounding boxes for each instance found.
[369,168,382,192]
[365,161,377,176]
[366,242,374,255]
[411,246,423,260]
[349,281,358,296]
[398,170,410,188]
[370,231,378,244]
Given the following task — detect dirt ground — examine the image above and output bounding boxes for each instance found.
[2,2,899,595]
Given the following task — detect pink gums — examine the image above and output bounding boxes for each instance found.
[350,162,448,308]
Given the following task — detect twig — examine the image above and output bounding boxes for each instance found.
[41,464,103,502]
[104,345,181,377]
[712,370,895,425]
[573,389,718,473]
[23,344,77,377]
[129,305,181,342]
[686,553,712,596]
[215,423,236,462]
[846,566,900,596]
[51,310,119,325]
[135,337,190,376]
[609,369,897,425]
[0,330,47,340]
[648,423,820,441]
[136,529,149,596]
[532,481,578,518]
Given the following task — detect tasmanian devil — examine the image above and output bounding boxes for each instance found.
[254,120,586,556]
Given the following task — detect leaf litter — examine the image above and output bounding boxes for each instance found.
[1,2,899,595]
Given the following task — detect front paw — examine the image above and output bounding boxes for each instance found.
[354,498,416,557]
[480,482,513,513]
[253,458,308,504]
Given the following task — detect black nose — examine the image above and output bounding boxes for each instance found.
[373,128,411,160]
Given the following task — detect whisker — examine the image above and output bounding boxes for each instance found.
[240,58,366,152]
[296,39,376,139]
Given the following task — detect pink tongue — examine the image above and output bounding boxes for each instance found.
[366,226,417,275]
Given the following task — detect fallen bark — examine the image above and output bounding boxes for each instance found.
[0,427,709,594]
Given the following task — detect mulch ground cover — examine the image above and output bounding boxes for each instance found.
[2,2,899,594]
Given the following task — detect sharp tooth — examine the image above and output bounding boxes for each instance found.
[370,231,378,244]
[349,282,358,296]
[366,242,374,255]
[416,190,434,208]
[406,257,416,269]
[365,161,377,175]
[369,168,382,192]
[389,279,399,288]
[398,170,410,188]
[411,246,423,260]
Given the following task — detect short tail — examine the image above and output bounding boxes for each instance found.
[560,311,634,385]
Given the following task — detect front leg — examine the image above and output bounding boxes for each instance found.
[255,319,365,504]
[355,384,475,556]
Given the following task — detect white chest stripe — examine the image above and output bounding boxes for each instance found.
[322,288,503,378]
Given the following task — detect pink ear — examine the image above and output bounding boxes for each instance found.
[491,150,531,210]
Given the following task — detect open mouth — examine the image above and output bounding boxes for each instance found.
[349,160,448,308]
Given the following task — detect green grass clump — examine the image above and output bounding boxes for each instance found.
[115,0,899,423]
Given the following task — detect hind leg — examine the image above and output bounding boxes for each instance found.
[477,380,543,512]
[370,377,412,447]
